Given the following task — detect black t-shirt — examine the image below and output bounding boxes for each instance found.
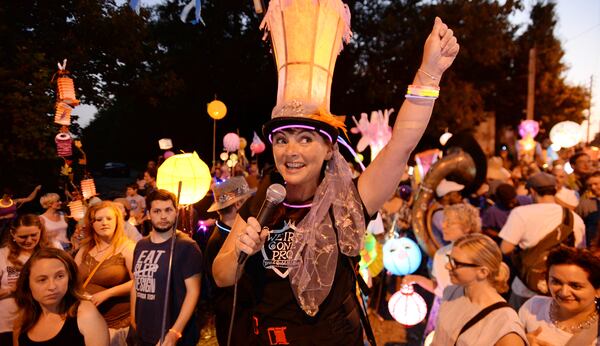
[240,178,373,328]
[133,232,203,345]
[204,221,253,345]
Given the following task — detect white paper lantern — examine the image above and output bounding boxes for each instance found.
[158,138,173,150]
[157,152,211,205]
[388,284,428,326]
[223,133,240,152]
[549,121,582,149]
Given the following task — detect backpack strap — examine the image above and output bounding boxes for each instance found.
[454,302,512,346]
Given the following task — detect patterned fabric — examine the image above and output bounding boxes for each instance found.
[288,145,365,316]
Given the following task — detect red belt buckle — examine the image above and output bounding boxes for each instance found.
[253,316,259,335]
[267,326,289,345]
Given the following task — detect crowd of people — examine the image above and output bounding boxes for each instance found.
[0,13,599,346]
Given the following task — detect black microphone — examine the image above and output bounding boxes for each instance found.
[238,183,286,264]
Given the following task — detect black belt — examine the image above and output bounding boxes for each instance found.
[252,294,362,345]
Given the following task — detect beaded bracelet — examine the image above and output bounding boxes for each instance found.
[406,84,440,100]
[168,328,182,339]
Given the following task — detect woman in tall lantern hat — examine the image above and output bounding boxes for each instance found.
[213,1,460,344]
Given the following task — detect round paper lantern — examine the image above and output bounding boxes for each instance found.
[223,133,240,152]
[55,133,73,157]
[54,102,73,126]
[164,151,175,159]
[518,120,539,139]
[68,200,85,221]
[383,237,422,276]
[80,179,97,200]
[158,138,173,150]
[424,331,435,346]
[239,137,247,150]
[250,132,266,156]
[549,121,582,149]
[219,152,229,161]
[388,284,428,326]
[360,233,378,269]
[157,151,211,205]
[207,100,227,120]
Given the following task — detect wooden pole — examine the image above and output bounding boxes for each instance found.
[526,47,536,120]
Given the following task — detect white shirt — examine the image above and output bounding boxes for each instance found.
[519,296,597,345]
[0,247,30,332]
[499,202,586,297]
[431,243,452,297]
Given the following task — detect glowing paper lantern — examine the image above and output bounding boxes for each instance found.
[518,120,539,139]
[424,332,435,346]
[250,132,266,156]
[219,152,229,161]
[54,102,73,126]
[549,121,582,149]
[157,151,211,205]
[223,133,240,152]
[207,100,227,120]
[80,179,97,200]
[55,133,73,157]
[359,233,384,281]
[57,76,79,106]
[68,200,85,221]
[439,131,453,146]
[239,137,247,150]
[383,237,422,276]
[388,284,428,326]
[158,138,173,150]
[164,151,175,159]
[261,0,351,117]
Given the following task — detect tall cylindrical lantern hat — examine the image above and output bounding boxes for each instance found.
[55,133,73,157]
[261,0,352,143]
[54,102,73,126]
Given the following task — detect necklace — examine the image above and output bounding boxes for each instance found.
[549,301,599,333]
[283,201,313,209]
[93,244,112,255]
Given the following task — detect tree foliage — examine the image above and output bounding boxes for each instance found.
[0,0,591,188]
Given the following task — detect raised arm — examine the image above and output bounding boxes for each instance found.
[14,185,42,205]
[358,17,459,216]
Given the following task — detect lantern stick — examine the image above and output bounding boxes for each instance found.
[159,180,183,345]
[212,119,217,168]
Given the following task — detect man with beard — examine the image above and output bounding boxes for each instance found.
[131,189,202,346]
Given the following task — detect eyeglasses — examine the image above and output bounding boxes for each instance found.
[446,254,480,270]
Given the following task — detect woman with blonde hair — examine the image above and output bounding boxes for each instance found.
[39,193,69,250]
[432,233,527,345]
[74,201,134,346]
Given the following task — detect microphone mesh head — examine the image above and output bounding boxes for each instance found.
[266,184,286,204]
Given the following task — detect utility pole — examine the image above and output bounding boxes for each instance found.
[587,75,593,144]
[526,47,536,120]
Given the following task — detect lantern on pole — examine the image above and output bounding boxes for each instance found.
[223,132,240,152]
[80,179,97,200]
[157,152,211,205]
[54,102,73,126]
[549,121,582,149]
[55,133,73,157]
[383,237,422,276]
[388,284,428,326]
[250,131,266,156]
[56,60,79,106]
[207,99,227,167]
[68,200,85,221]
[158,138,173,150]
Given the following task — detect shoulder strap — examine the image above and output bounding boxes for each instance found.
[82,248,113,289]
[328,208,377,346]
[527,207,574,253]
[454,302,511,346]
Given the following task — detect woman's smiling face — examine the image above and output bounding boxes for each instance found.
[548,264,600,315]
[272,129,332,188]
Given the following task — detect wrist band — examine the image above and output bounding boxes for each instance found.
[418,68,440,81]
[406,84,440,100]
[169,328,182,339]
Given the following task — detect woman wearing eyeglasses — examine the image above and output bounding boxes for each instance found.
[431,233,527,346]
[518,246,600,346]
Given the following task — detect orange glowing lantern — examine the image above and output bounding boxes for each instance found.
[57,75,79,106]
[388,284,428,326]
[68,200,85,221]
[157,152,211,205]
[54,102,73,126]
[207,100,227,120]
[80,179,97,200]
